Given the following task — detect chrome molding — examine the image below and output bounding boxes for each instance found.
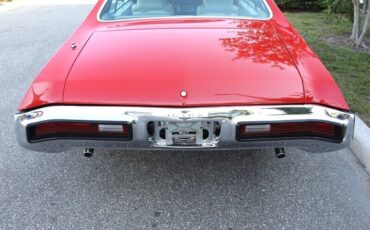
[15,105,354,153]
[96,0,274,23]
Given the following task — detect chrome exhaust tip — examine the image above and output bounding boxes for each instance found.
[83,148,94,157]
[275,148,286,159]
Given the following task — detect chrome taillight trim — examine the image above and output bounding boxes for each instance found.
[14,105,354,153]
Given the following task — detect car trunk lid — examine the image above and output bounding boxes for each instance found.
[63,27,304,107]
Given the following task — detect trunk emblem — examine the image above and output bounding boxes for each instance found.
[180,90,187,97]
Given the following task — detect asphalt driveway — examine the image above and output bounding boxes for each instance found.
[0,3,370,229]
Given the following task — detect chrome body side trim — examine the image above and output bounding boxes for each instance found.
[15,105,354,153]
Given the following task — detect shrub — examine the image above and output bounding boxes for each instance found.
[275,0,325,11]
[324,0,353,17]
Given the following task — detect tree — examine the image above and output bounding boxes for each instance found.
[351,0,370,47]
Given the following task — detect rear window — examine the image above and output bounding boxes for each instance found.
[99,0,271,21]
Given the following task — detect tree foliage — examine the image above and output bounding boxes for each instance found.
[275,0,324,11]
[325,0,353,16]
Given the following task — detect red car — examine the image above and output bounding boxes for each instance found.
[15,0,354,156]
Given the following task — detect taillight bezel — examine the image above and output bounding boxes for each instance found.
[236,120,346,143]
[26,120,133,143]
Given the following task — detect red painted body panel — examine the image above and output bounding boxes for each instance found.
[266,0,350,111]
[63,27,303,106]
[18,0,350,111]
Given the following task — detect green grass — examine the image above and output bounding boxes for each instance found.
[285,12,370,125]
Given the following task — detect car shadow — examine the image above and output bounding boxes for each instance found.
[77,148,300,211]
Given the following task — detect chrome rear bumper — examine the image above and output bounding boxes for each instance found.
[14,105,354,153]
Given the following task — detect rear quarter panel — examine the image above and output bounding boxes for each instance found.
[267,0,349,111]
[18,0,105,111]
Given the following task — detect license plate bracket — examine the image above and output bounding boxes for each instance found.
[150,121,221,147]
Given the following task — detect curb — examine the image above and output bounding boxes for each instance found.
[350,116,370,174]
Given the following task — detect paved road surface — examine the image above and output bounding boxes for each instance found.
[0,3,370,230]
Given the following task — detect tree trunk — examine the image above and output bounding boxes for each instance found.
[351,0,370,47]
[358,0,370,47]
[351,0,360,40]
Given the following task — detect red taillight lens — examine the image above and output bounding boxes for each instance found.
[27,122,131,142]
[238,122,344,142]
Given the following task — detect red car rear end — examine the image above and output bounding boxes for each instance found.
[15,0,354,153]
